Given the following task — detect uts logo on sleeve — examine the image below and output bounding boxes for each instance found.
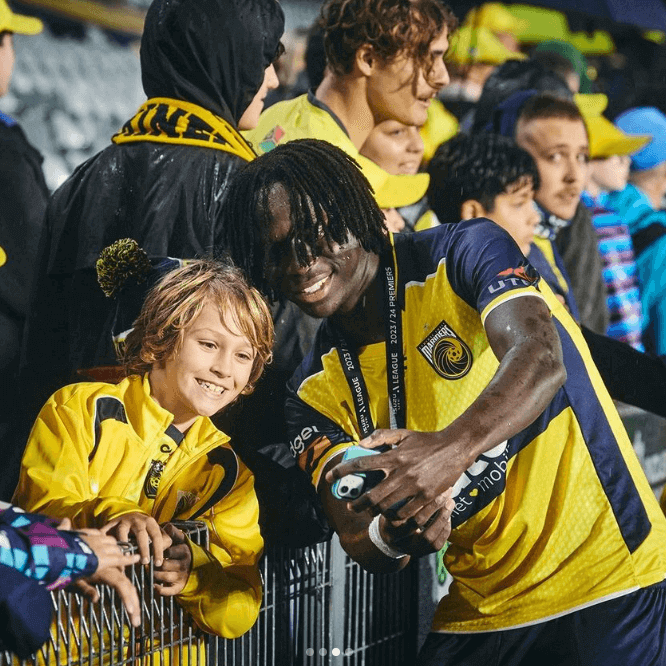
[487,264,540,296]
[418,320,473,380]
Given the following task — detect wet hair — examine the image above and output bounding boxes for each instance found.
[320,0,457,81]
[122,258,273,395]
[427,132,540,225]
[518,92,584,126]
[220,139,389,300]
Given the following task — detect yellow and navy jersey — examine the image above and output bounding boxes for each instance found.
[285,219,666,633]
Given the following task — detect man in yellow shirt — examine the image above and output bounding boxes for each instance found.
[245,0,457,211]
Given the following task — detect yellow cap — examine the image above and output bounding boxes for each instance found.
[506,6,568,42]
[246,95,429,209]
[586,115,651,159]
[575,94,651,158]
[0,0,42,34]
[420,99,458,163]
[574,92,608,118]
[567,31,615,55]
[358,153,430,208]
[448,25,527,65]
[465,3,528,35]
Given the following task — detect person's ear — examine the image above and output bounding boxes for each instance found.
[460,199,486,221]
[355,44,376,77]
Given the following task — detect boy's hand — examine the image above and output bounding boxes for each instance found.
[153,523,192,597]
[101,513,172,566]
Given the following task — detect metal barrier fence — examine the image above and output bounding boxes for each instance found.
[1,522,416,666]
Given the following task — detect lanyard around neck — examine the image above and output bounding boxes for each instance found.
[335,247,405,438]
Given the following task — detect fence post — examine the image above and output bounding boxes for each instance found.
[329,534,347,660]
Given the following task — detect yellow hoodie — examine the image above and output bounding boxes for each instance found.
[14,374,263,640]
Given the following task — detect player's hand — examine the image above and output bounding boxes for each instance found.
[380,488,455,558]
[153,523,192,597]
[69,567,141,627]
[326,428,471,522]
[101,513,172,566]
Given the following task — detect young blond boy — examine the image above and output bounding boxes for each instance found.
[14,258,273,639]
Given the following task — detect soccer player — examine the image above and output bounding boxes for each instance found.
[221,139,666,665]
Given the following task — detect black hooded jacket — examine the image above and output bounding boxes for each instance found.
[19,0,284,419]
[13,0,331,548]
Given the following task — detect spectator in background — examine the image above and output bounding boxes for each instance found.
[580,104,650,350]
[487,89,609,332]
[244,0,456,213]
[360,121,425,232]
[0,502,140,658]
[605,107,666,357]
[426,132,540,256]
[531,40,592,94]
[8,0,284,502]
[463,2,527,53]
[470,59,573,134]
[0,1,49,458]
[440,24,526,119]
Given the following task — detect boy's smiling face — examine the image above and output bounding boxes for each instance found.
[149,301,256,432]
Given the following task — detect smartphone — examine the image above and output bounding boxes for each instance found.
[331,446,385,501]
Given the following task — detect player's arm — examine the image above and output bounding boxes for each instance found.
[327,294,565,522]
[286,390,454,574]
[319,451,454,573]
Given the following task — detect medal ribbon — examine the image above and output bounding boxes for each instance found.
[335,246,406,438]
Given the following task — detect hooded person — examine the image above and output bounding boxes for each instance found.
[6,0,286,499]
[0,1,49,467]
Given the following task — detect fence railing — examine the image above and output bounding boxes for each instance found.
[1,522,417,666]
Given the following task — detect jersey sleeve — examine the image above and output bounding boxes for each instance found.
[443,218,544,323]
[285,382,356,490]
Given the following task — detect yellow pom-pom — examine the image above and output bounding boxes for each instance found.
[96,239,151,298]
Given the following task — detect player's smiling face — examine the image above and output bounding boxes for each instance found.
[263,184,379,319]
[149,301,255,431]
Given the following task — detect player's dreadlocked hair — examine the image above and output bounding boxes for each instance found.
[220,139,389,300]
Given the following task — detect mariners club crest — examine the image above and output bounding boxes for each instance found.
[417,320,473,380]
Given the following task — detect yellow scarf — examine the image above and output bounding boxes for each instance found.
[112,97,255,162]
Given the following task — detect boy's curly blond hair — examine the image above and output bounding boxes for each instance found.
[121,258,273,395]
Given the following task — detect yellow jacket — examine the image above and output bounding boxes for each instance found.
[13,374,263,639]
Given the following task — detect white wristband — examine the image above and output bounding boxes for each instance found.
[368,515,407,560]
